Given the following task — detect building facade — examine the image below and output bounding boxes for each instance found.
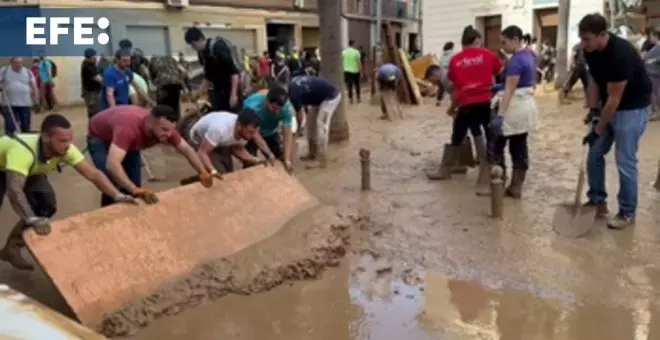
[342,0,422,55]
[2,0,320,105]
[422,0,604,60]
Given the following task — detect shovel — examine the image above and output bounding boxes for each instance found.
[552,144,597,237]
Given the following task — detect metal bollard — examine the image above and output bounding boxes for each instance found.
[490,166,504,218]
[655,159,660,191]
[360,148,371,191]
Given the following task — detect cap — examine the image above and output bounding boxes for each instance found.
[84,48,97,58]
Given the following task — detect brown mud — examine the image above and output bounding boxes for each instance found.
[6,92,660,339]
[97,205,353,337]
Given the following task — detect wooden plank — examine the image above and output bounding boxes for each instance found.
[24,166,319,328]
[397,48,422,105]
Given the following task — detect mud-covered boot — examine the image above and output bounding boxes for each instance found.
[427,144,459,180]
[0,223,34,271]
[458,136,478,168]
[474,136,491,196]
[505,169,527,199]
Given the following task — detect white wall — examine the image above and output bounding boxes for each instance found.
[422,0,604,61]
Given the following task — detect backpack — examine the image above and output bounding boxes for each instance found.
[48,59,58,78]
[207,37,252,96]
[149,56,181,87]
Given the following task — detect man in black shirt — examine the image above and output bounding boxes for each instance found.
[580,13,651,229]
[80,48,102,118]
[184,27,240,112]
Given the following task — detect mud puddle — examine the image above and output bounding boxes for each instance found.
[126,258,660,340]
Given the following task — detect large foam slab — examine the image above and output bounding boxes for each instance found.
[24,165,319,328]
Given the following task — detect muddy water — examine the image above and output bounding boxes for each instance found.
[127,94,660,339]
[5,95,660,339]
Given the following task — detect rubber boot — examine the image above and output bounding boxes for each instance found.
[458,136,478,167]
[0,222,34,271]
[474,136,491,196]
[427,144,459,180]
[505,169,527,199]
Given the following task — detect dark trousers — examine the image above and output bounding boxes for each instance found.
[436,84,445,102]
[450,102,491,146]
[563,67,589,95]
[3,106,31,134]
[488,133,529,174]
[211,87,242,113]
[87,136,141,207]
[0,172,57,219]
[246,133,283,160]
[344,71,361,101]
[82,90,101,118]
[157,84,183,117]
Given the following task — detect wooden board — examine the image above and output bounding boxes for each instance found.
[24,165,319,328]
[397,48,422,105]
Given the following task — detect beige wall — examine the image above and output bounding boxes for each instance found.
[40,0,318,105]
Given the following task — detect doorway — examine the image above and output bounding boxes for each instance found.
[266,23,294,57]
[534,8,558,47]
[477,15,502,52]
[408,32,419,52]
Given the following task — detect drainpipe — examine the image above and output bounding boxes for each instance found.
[375,0,383,65]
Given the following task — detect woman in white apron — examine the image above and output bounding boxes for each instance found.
[489,25,539,199]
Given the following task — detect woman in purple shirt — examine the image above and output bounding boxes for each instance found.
[488,25,539,199]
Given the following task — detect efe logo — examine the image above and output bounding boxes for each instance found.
[25,17,110,45]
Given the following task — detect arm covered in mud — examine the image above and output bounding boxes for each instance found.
[5,171,36,221]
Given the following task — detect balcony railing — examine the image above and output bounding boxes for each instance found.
[344,0,420,20]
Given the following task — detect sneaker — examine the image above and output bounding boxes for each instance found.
[582,201,609,218]
[607,213,635,230]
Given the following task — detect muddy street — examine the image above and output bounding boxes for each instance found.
[4,95,660,339]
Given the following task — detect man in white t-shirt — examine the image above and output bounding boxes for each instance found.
[189,108,263,174]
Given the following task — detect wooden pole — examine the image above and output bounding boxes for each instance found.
[490,166,504,218]
[360,148,371,191]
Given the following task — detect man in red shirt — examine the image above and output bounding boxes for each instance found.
[427,25,502,195]
[87,105,211,207]
[258,51,271,81]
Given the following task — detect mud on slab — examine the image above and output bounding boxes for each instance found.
[97,205,352,338]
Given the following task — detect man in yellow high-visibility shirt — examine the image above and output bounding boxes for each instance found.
[0,114,135,271]
[342,40,362,104]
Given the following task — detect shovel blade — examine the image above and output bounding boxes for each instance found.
[552,202,597,238]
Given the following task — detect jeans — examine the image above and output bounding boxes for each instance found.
[87,136,142,207]
[451,102,491,146]
[563,67,589,96]
[586,107,649,216]
[3,106,31,134]
[157,84,182,117]
[246,133,283,160]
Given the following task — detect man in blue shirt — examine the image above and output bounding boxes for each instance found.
[289,76,341,166]
[38,56,57,111]
[242,86,294,173]
[100,48,153,110]
[376,63,402,120]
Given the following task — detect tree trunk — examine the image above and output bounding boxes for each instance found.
[318,0,350,142]
[554,0,570,89]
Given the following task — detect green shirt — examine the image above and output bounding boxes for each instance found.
[342,47,361,73]
[0,134,85,177]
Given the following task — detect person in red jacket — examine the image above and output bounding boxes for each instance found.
[426,25,502,194]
